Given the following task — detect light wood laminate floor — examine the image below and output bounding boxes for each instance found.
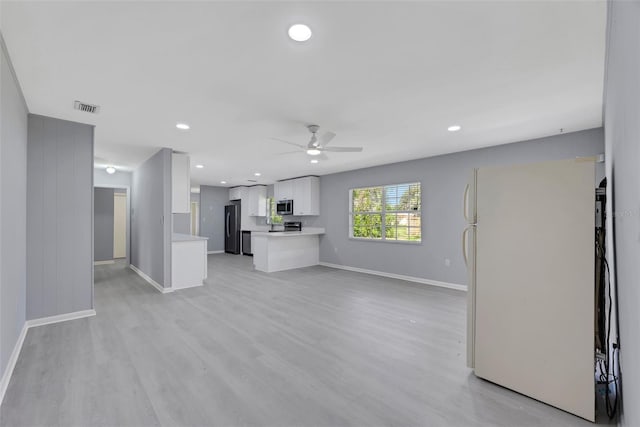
[1,255,595,426]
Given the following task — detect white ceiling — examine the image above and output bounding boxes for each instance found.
[2,1,606,187]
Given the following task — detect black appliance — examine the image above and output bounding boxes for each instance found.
[276,199,294,215]
[242,231,252,256]
[284,221,302,232]
[224,202,241,254]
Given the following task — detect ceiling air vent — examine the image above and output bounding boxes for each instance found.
[74,101,100,114]
[247,179,257,183]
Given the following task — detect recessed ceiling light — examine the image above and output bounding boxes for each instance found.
[176,123,190,130]
[195,164,204,169]
[254,172,261,177]
[448,125,462,132]
[310,159,319,164]
[306,149,321,156]
[105,166,116,174]
[220,181,227,184]
[288,24,312,42]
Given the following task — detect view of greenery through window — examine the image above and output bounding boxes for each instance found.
[350,183,421,242]
[268,198,283,224]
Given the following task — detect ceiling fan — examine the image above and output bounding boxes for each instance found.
[271,125,363,159]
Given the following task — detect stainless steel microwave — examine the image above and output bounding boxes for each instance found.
[276,200,293,215]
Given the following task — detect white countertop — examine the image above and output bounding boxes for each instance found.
[172,233,209,242]
[251,228,325,238]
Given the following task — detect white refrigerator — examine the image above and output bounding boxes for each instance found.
[463,158,595,421]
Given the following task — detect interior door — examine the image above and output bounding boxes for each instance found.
[113,192,126,259]
[474,159,595,421]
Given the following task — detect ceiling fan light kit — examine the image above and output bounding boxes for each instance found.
[271,124,364,160]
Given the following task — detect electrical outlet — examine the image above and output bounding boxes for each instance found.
[445,258,451,267]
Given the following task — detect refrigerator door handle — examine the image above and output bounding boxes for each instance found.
[226,212,231,238]
[463,184,470,223]
[462,225,471,268]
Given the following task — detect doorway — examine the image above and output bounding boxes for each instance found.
[94,186,130,265]
[190,200,199,236]
[113,191,127,258]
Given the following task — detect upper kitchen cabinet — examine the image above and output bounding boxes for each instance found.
[229,186,244,201]
[274,180,293,201]
[275,176,320,216]
[247,185,267,217]
[293,176,319,216]
[172,153,190,213]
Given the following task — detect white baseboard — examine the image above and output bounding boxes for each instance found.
[93,260,115,266]
[172,282,203,291]
[26,309,96,328]
[0,323,28,405]
[1,308,96,405]
[207,250,223,254]
[319,262,467,291]
[129,264,173,293]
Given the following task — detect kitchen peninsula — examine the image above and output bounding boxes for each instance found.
[251,228,325,273]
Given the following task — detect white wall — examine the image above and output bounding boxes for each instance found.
[0,32,28,396]
[603,1,640,424]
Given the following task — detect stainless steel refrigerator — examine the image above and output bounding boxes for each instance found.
[463,158,596,421]
[225,202,241,254]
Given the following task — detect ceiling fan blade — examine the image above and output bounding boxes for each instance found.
[270,137,305,149]
[276,150,303,155]
[308,134,319,148]
[319,153,329,161]
[320,131,336,146]
[322,146,363,152]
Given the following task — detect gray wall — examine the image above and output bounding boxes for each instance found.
[200,185,228,252]
[27,115,94,320]
[94,188,114,262]
[603,1,640,425]
[131,148,172,288]
[0,34,28,384]
[318,128,604,286]
[172,213,190,234]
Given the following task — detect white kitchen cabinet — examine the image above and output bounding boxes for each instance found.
[229,187,242,201]
[247,185,267,216]
[274,180,293,201]
[172,153,190,213]
[293,176,319,216]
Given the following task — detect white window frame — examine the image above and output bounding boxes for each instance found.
[349,182,422,244]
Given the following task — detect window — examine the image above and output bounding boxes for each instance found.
[349,182,421,242]
[267,197,283,225]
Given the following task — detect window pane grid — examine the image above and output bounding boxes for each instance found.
[350,182,421,243]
